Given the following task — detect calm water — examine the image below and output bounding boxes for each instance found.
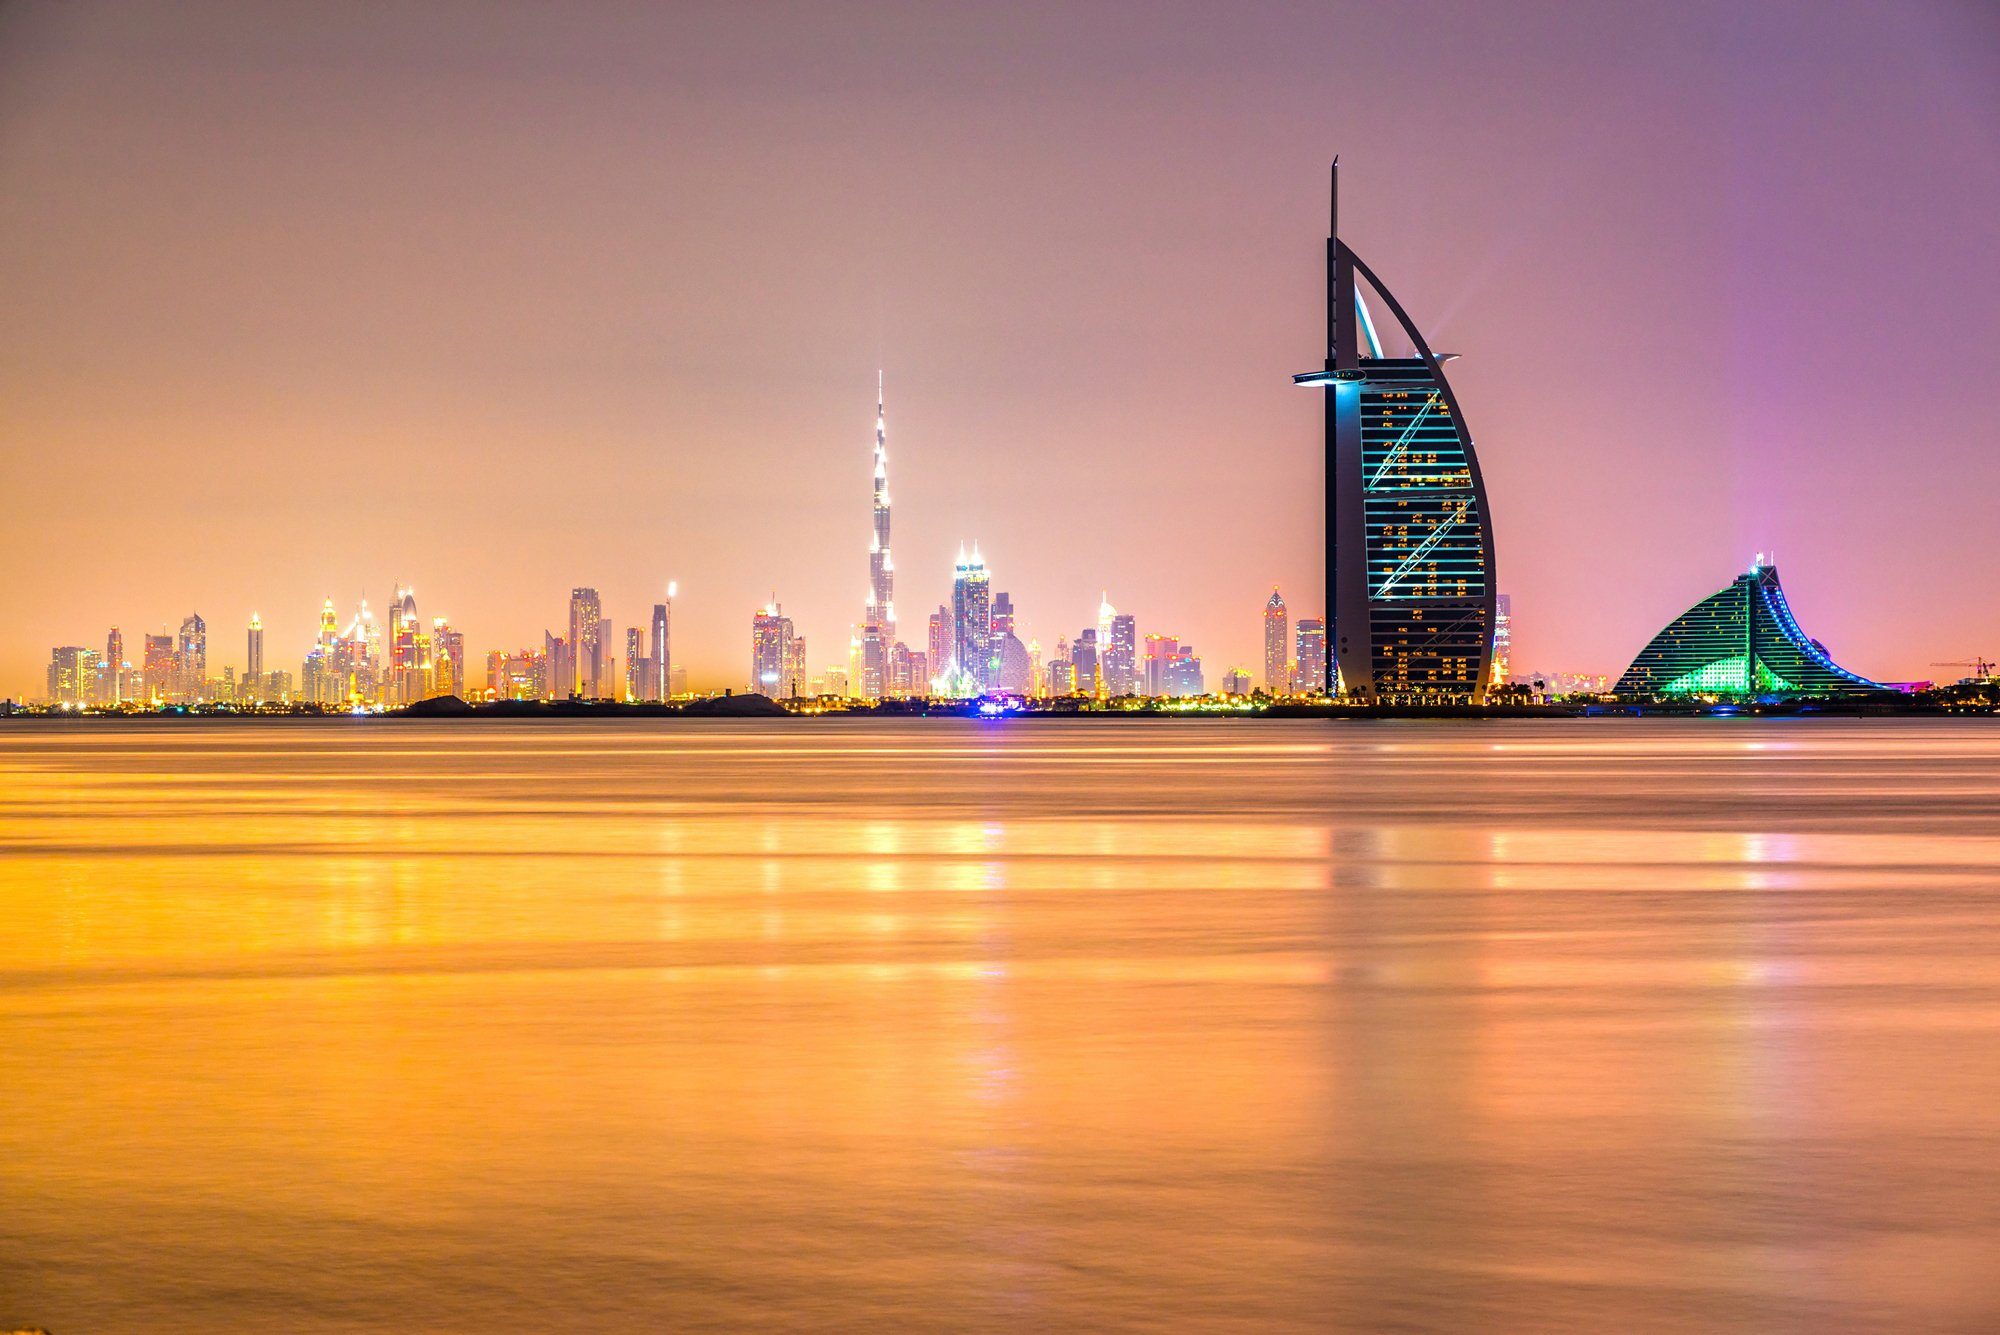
[4,717,2000,1332]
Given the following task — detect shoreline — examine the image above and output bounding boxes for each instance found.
[5,697,1994,722]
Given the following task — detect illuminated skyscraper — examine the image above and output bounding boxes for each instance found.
[1143,635,1176,697]
[1105,613,1137,697]
[927,606,950,694]
[177,613,206,701]
[860,374,896,699]
[1071,629,1099,698]
[433,617,464,698]
[1295,162,1496,703]
[1294,618,1327,694]
[45,647,98,706]
[625,626,646,699]
[103,627,124,705]
[246,614,264,697]
[650,594,671,701]
[1492,593,1513,686]
[751,601,795,697]
[569,588,603,697]
[949,546,993,693]
[142,634,174,702]
[1263,588,1288,693]
[319,597,338,651]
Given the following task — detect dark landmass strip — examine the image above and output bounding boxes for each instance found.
[6,689,1998,721]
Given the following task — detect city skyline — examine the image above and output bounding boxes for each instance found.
[4,3,1998,698]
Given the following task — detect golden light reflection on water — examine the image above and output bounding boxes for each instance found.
[5,717,2000,1331]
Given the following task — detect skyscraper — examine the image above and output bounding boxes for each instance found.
[1295,162,1497,703]
[625,626,645,699]
[860,374,896,700]
[45,647,98,706]
[246,614,264,696]
[432,616,464,699]
[1106,613,1137,697]
[103,627,124,705]
[1263,587,1288,693]
[142,633,174,702]
[1294,618,1326,694]
[927,606,950,694]
[1071,629,1099,698]
[949,546,993,694]
[1492,593,1513,687]
[177,613,206,701]
[652,591,676,699]
[751,601,796,697]
[569,588,603,697]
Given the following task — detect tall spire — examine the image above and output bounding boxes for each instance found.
[861,372,896,699]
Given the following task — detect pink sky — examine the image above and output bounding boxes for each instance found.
[2,1,1996,695]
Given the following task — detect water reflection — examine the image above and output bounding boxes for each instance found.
[3,718,2000,1331]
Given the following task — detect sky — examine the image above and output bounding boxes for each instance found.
[2,0,1996,695]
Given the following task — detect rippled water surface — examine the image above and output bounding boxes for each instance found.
[5,717,2000,1331]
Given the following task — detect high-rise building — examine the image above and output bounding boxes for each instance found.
[1141,635,1169,697]
[927,606,950,693]
[103,627,124,705]
[1071,629,1100,698]
[1294,618,1327,694]
[650,599,671,701]
[1222,667,1252,696]
[786,634,808,698]
[487,648,546,701]
[1165,644,1204,698]
[625,626,645,699]
[319,597,339,651]
[545,632,572,698]
[433,617,464,699]
[45,647,99,706]
[1049,656,1075,696]
[1106,613,1137,697]
[1614,560,1886,699]
[569,588,603,697]
[751,602,796,697]
[859,373,897,700]
[176,613,206,701]
[1294,162,1496,703]
[949,546,992,694]
[1263,587,1288,693]
[142,634,174,702]
[246,614,264,695]
[1492,594,1513,687]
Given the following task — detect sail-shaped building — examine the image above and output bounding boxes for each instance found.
[1614,560,1886,699]
[1295,162,1497,704]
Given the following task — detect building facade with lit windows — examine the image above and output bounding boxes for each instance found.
[1614,560,1887,700]
[1293,618,1327,693]
[1295,163,1497,704]
[1263,588,1288,692]
[750,602,796,697]
[568,588,603,698]
[948,546,992,693]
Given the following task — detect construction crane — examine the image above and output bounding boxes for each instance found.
[1931,658,1996,680]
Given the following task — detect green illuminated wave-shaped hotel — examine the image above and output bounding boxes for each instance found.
[1614,561,1886,699]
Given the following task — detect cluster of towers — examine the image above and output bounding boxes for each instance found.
[745,380,1226,703]
[299,587,465,706]
[487,586,678,702]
